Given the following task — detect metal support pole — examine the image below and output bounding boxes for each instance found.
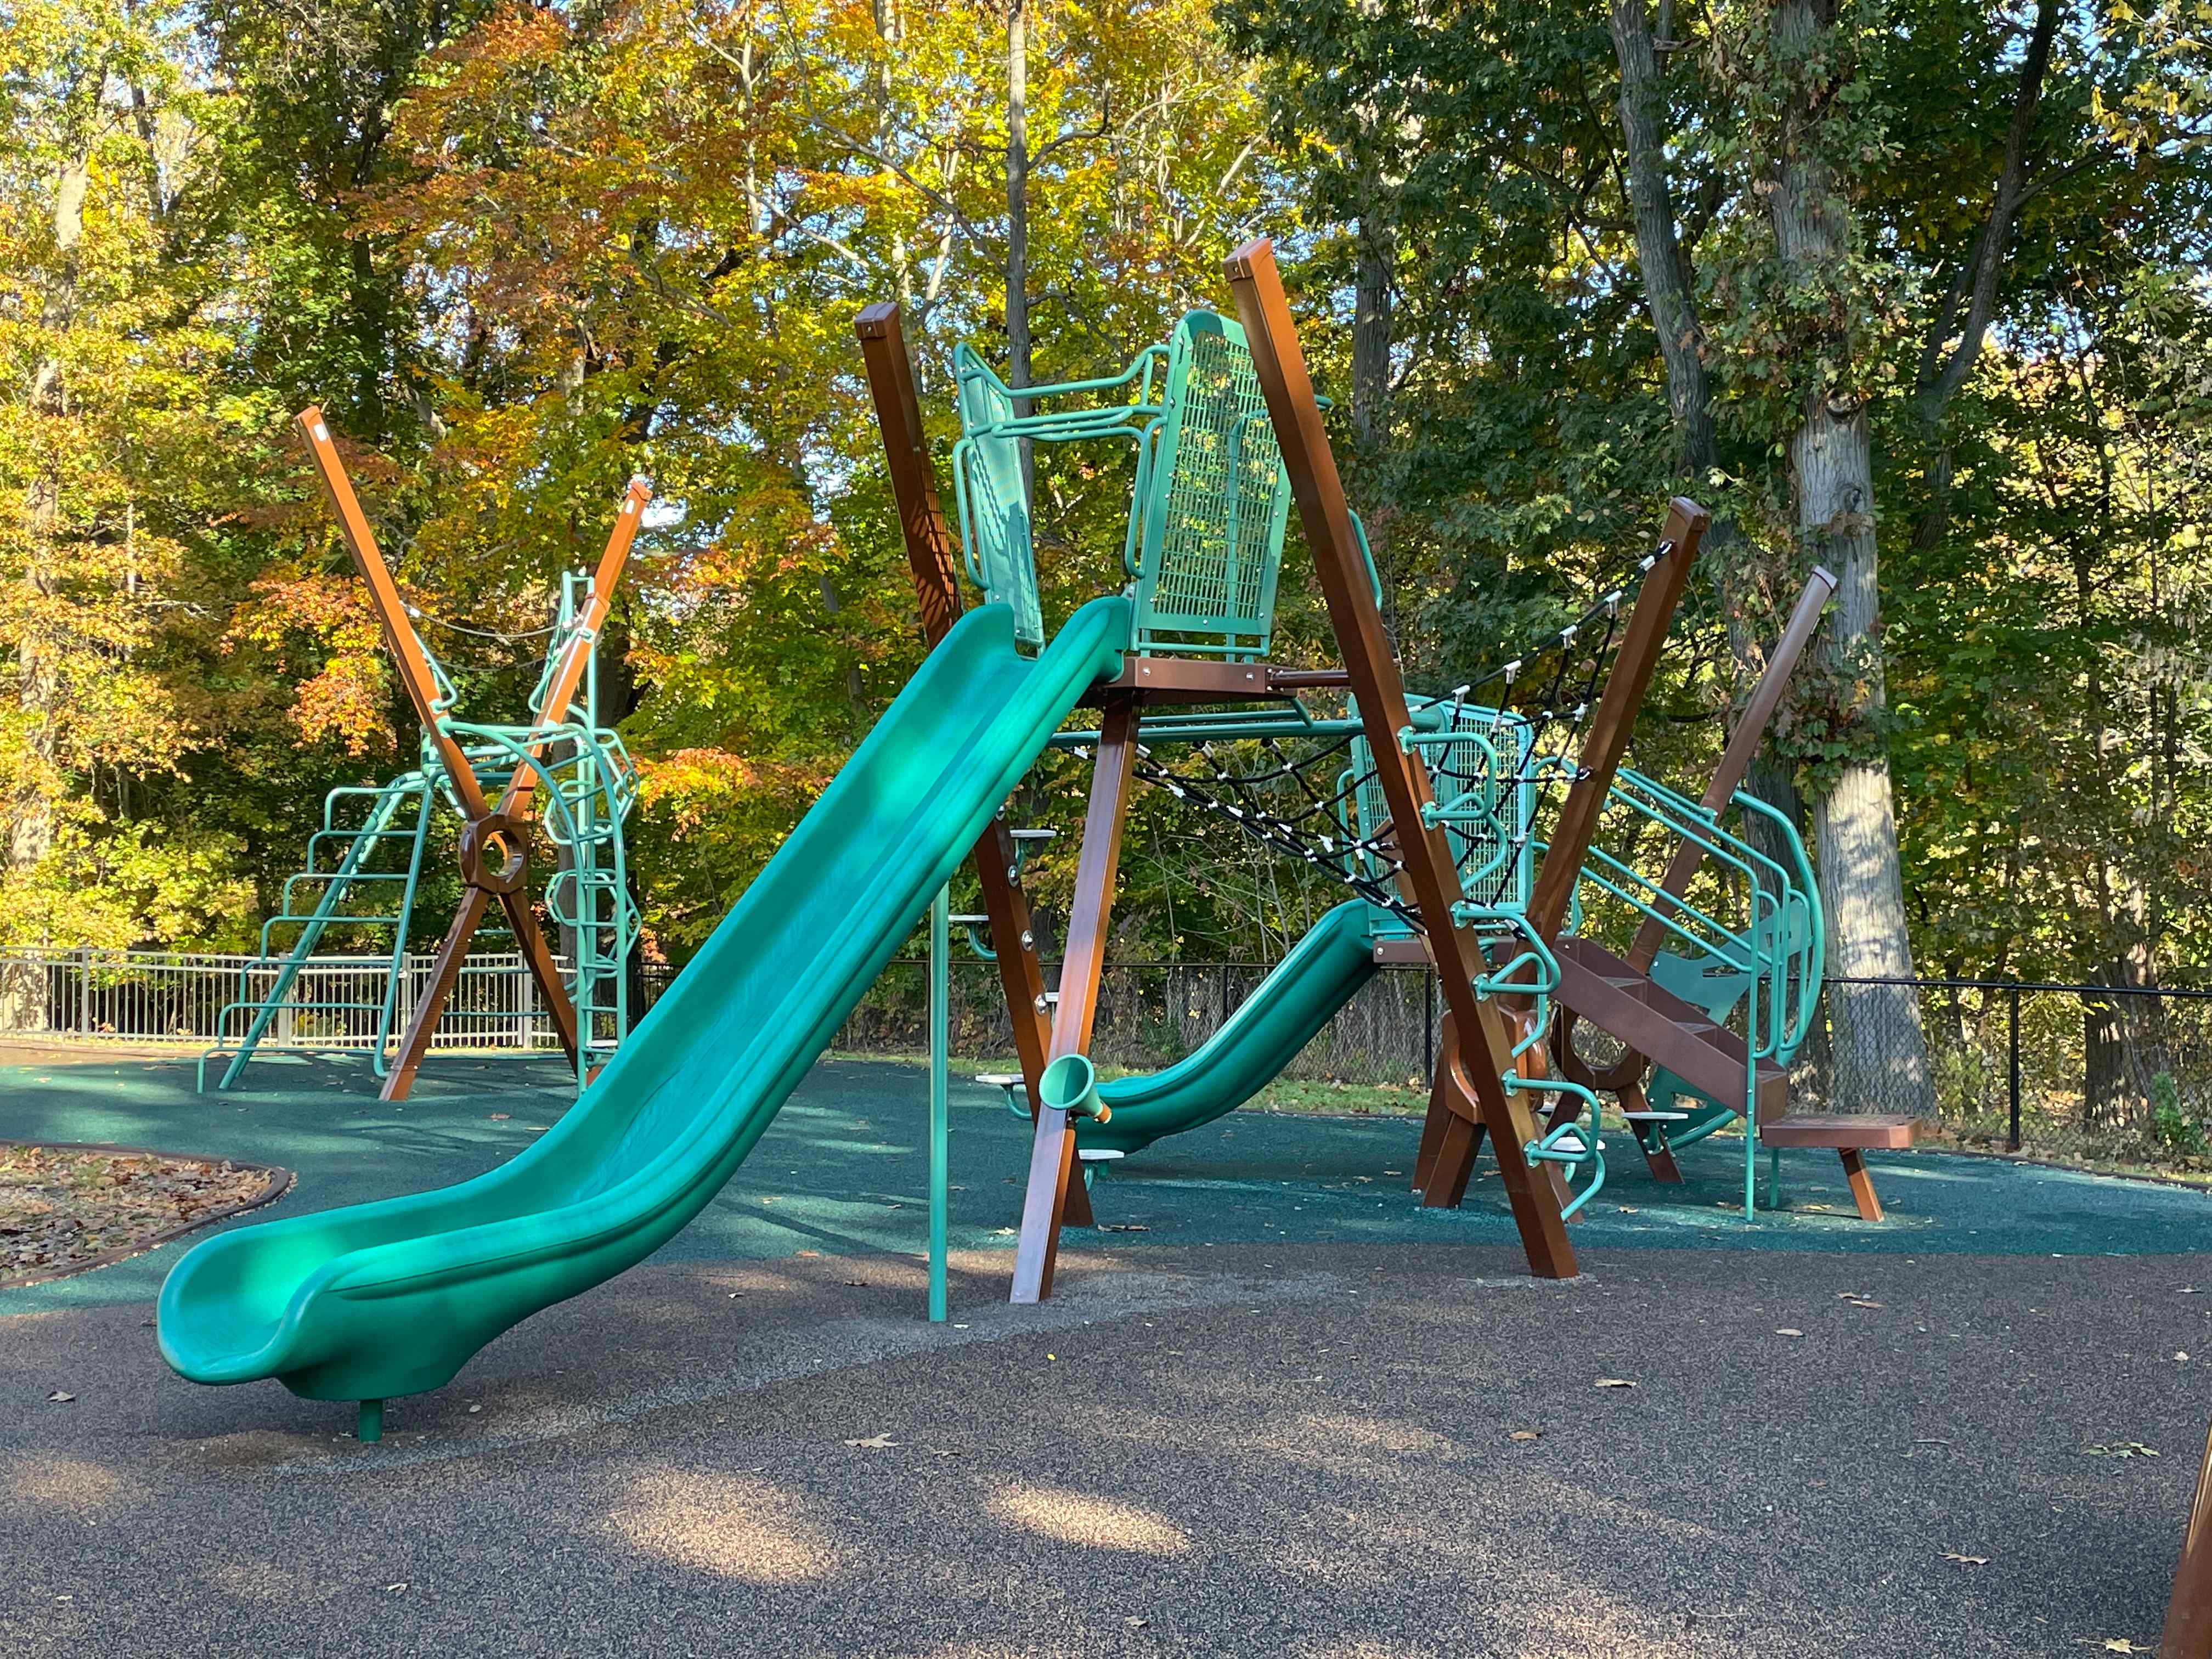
[929,885,950,1323]
[2007,981,2022,1154]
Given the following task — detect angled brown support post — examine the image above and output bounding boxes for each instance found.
[1549,566,1837,1156]
[1224,238,1575,1279]
[295,409,645,1100]
[1009,692,1138,1302]
[2164,1419,2212,1657]
[1525,498,1708,945]
[296,409,493,821]
[1417,504,1700,1198]
[855,303,1058,1125]
[1624,566,1835,972]
[380,478,645,1099]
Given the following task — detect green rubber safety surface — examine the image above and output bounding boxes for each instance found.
[2,1049,2207,1323]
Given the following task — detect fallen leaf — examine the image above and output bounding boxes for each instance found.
[1594,1378,1637,1389]
[1101,1223,1149,1233]
[844,1434,898,1449]
[386,1582,408,1592]
[1615,1205,1637,1214]
[1942,1553,1988,1565]
[467,1404,482,1414]
[1776,1329,1804,1338]
[795,1250,821,1258]
[2084,1442,2159,1459]
[487,1113,510,1121]
[992,1227,1018,1237]
[2087,1639,2149,1652]
[1509,1430,1541,1442]
[1126,1617,1149,1628]
[842,1279,868,1288]
[46,1390,73,1403]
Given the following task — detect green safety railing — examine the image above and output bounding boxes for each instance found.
[1561,768,1822,1215]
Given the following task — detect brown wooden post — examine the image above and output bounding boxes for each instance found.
[2165,1418,2212,1657]
[1524,498,1708,945]
[855,303,1058,1120]
[1624,566,1835,971]
[1224,238,1575,1279]
[1009,692,1139,1302]
[295,410,648,1100]
[1548,565,1837,1137]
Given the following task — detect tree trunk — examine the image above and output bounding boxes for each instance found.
[1910,0,2057,554]
[1605,0,1714,475]
[1770,0,1935,1119]
[1796,398,1933,1115]
[14,153,90,877]
[2081,891,2170,1133]
[1005,0,1031,409]
[1607,0,1811,950]
[1351,205,1392,449]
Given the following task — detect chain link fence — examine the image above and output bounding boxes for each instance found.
[1786,977,2212,1170]
[831,961,1440,1090]
[2,947,2207,1171]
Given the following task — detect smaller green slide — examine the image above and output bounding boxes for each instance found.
[1078,899,1384,1156]
[157,598,1130,1406]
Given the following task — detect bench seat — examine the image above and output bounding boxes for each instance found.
[1757,1114,1918,1220]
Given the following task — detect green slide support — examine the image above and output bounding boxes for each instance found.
[156,598,1131,1406]
[1076,900,1380,1156]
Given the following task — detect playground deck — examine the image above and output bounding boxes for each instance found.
[1,1054,2206,1654]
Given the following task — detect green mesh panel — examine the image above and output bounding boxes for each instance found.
[1130,312,1290,659]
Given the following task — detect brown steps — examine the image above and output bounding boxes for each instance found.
[1550,935,1788,1122]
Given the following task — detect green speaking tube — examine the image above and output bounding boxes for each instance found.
[1040,1053,1110,1124]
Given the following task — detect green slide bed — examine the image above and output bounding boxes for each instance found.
[157,598,1131,1406]
[1079,899,1383,1156]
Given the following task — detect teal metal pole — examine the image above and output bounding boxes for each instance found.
[928,884,949,1323]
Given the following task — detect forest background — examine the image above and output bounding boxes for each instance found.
[4,0,2208,1124]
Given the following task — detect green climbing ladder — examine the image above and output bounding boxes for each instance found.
[201,574,641,1092]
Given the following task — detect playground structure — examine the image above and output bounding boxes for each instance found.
[199,413,644,1100]
[156,238,1892,1435]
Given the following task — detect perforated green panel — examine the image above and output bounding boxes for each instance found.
[1131,313,1290,658]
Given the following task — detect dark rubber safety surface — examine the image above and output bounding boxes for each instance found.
[1,1054,2206,1654]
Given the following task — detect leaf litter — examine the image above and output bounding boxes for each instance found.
[2,1144,284,1285]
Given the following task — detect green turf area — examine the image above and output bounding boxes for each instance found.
[2,1049,2208,1317]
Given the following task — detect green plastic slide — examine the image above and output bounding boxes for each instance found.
[158,598,1131,1404]
[1077,899,1382,1156]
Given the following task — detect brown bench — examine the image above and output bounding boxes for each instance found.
[1757,1114,1918,1221]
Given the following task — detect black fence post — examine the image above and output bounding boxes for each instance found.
[2007,981,2022,1154]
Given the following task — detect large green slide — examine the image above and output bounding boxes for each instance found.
[157,598,1130,1407]
[1080,899,1385,1156]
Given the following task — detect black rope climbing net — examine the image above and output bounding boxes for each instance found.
[1130,731,1418,923]
[1126,540,1675,928]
